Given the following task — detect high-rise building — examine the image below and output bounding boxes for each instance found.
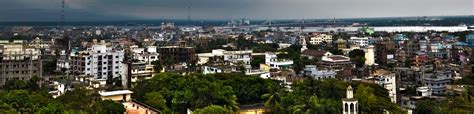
[158,41,196,63]
[70,44,124,79]
[0,40,42,85]
[364,45,375,66]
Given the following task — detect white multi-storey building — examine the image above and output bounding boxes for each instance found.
[197,49,252,65]
[309,34,333,45]
[70,44,124,79]
[350,37,369,47]
[130,45,159,65]
[375,73,397,103]
[423,70,452,95]
[265,52,294,70]
[303,65,336,80]
[364,45,375,66]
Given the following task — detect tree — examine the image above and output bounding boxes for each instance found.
[3,79,28,90]
[329,49,344,55]
[354,84,402,113]
[348,49,366,68]
[133,73,240,113]
[56,87,100,112]
[144,92,169,112]
[251,56,265,68]
[193,105,234,114]
[94,100,126,114]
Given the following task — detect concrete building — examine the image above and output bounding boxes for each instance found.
[121,62,155,88]
[319,55,353,71]
[197,49,252,65]
[99,90,133,102]
[202,66,224,75]
[364,45,375,66]
[303,65,336,80]
[374,71,397,103]
[130,45,159,65]
[0,40,42,85]
[123,101,161,114]
[158,41,195,63]
[422,70,453,95]
[265,52,294,70]
[302,50,332,60]
[70,44,124,79]
[300,36,308,52]
[350,37,369,47]
[466,34,474,46]
[309,34,333,45]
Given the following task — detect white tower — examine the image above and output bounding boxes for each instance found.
[300,36,308,52]
[342,85,358,114]
[364,45,375,66]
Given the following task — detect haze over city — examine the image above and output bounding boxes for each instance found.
[0,0,473,21]
[1,0,474,113]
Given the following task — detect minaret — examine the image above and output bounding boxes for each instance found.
[300,36,308,52]
[342,85,358,114]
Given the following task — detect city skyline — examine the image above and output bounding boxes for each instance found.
[0,0,473,22]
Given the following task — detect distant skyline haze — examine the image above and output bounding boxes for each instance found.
[0,0,472,21]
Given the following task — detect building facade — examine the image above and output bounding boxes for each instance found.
[309,34,333,45]
[0,40,42,85]
[350,37,369,47]
[158,41,196,63]
[70,44,124,79]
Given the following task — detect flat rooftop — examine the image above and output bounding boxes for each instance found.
[99,90,133,96]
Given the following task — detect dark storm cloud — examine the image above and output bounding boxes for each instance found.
[0,0,472,21]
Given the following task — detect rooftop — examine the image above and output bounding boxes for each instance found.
[99,90,133,96]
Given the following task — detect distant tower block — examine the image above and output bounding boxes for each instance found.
[342,86,358,114]
[300,36,308,52]
[365,45,375,66]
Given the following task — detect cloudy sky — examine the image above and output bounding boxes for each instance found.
[0,0,472,21]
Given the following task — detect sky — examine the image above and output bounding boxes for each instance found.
[0,0,472,21]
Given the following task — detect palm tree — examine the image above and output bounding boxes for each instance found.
[262,92,281,113]
[262,83,285,113]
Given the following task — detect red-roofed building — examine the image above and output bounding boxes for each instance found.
[319,55,353,71]
[302,50,332,60]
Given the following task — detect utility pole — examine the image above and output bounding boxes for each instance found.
[61,0,65,26]
[187,0,191,22]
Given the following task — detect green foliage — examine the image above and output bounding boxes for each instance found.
[133,73,283,113]
[93,100,126,114]
[133,73,236,112]
[57,87,100,111]
[193,105,234,114]
[214,73,282,105]
[348,49,366,68]
[262,78,402,114]
[43,59,58,75]
[3,80,28,90]
[3,76,41,91]
[329,49,344,55]
[251,56,265,68]
[354,84,403,113]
